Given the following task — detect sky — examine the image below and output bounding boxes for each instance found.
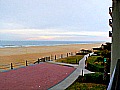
[0,0,112,41]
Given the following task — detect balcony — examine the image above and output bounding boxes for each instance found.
[109,19,112,27]
[109,31,112,37]
[109,7,112,17]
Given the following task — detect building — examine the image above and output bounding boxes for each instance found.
[110,0,120,75]
[107,0,120,89]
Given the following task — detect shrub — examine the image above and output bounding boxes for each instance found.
[87,63,104,72]
[66,72,108,90]
[86,56,104,72]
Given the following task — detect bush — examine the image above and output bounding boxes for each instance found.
[84,72,104,84]
[86,56,104,72]
[77,72,110,85]
[87,63,104,72]
[66,72,108,90]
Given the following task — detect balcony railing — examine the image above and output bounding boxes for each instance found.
[109,31,112,37]
[107,60,120,90]
[109,19,112,27]
[109,7,112,17]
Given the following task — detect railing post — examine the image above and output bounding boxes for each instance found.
[82,69,84,77]
[11,63,13,69]
[109,31,112,37]
[55,55,56,60]
[61,54,63,58]
[109,7,112,17]
[67,53,68,57]
[26,60,28,66]
[109,19,112,27]
[76,59,77,64]
[51,54,53,61]
[38,58,40,64]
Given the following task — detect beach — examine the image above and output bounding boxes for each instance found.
[0,43,102,65]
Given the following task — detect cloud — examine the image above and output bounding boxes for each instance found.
[0,22,26,29]
[0,29,107,36]
[27,36,55,40]
[0,29,109,41]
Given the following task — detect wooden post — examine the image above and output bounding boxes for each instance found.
[76,59,77,64]
[51,55,53,61]
[26,60,28,66]
[82,69,84,82]
[11,63,13,69]
[55,55,56,60]
[82,69,84,76]
[48,56,50,61]
[67,53,68,57]
[89,54,90,57]
[61,54,63,58]
[38,58,40,64]
[50,55,52,61]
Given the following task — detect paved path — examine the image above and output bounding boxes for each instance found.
[49,53,94,90]
[47,61,79,68]
[0,63,75,90]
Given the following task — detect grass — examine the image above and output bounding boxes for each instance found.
[66,82,106,90]
[56,55,83,64]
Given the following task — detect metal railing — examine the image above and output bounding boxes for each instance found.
[109,31,112,37]
[109,7,112,17]
[109,19,112,27]
[107,60,120,90]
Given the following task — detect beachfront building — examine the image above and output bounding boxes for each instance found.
[107,0,120,89]
[110,0,120,75]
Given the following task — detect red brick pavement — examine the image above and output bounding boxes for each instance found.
[0,63,75,90]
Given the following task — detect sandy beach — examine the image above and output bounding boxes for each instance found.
[0,43,102,65]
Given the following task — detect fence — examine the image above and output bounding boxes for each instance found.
[0,52,77,72]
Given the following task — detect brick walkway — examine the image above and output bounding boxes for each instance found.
[0,63,75,90]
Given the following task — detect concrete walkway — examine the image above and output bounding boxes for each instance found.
[47,61,79,68]
[49,53,94,90]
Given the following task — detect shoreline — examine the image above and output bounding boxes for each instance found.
[0,40,104,48]
[0,43,102,65]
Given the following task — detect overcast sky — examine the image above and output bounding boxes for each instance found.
[0,0,112,41]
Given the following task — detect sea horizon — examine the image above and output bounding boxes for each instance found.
[0,40,105,48]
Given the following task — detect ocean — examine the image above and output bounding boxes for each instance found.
[0,41,103,48]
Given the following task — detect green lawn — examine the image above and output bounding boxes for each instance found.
[56,55,83,64]
[66,82,106,90]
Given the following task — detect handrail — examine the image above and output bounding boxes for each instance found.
[109,31,112,37]
[109,19,112,27]
[109,7,112,17]
[109,7,112,13]
[107,60,120,90]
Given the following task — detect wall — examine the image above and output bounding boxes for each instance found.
[111,0,120,75]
